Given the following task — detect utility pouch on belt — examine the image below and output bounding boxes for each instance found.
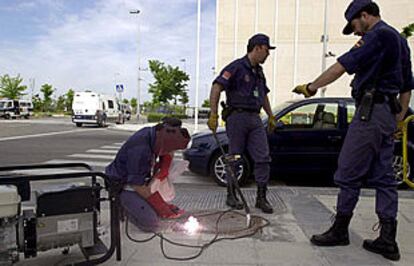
[220,101,233,122]
[388,95,402,114]
[358,89,374,121]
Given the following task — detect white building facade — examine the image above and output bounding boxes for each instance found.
[215,0,414,105]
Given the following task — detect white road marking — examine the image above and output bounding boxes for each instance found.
[86,149,118,154]
[68,154,115,160]
[45,159,109,168]
[0,129,103,142]
[100,145,122,149]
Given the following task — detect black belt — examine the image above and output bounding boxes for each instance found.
[356,93,390,106]
[233,108,260,114]
[372,93,389,104]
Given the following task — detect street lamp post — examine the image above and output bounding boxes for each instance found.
[130,9,141,118]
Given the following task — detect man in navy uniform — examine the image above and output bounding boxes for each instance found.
[207,33,277,214]
[105,117,190,231]
[293,0,413,261]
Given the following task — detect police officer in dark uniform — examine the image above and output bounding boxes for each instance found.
[207,33,277,214]
[293,0,414,261]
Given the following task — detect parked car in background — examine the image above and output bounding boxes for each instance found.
[71,91,124,127]
[184,97,414,187]
[0,99,33,119]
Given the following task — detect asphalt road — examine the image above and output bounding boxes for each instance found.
[0,117,215,186]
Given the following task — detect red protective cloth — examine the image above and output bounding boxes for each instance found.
[147,191,181,219]
[153,154,173,181]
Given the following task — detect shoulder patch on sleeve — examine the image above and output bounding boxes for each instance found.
[222,71,232,80]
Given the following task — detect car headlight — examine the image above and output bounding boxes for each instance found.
[187,139,193,149]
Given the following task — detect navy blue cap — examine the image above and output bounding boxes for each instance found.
[248,34,275,49]
[343,0,373,35]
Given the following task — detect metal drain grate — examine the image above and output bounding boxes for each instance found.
[171,188,288,214]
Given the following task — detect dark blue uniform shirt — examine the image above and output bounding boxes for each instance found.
[105,127,155,185]
[338,20,413,98]
[214,55,270,112]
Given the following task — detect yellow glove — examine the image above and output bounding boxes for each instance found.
[394,121,404,139]
[292,83,317,98]
[267,116,277,133]
[207,113,219,132]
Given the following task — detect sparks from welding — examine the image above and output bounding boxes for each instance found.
[183,216,200,235]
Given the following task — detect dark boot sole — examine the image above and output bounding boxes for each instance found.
[362,242,400,261]
[310,237,350,247]
[255,203,274,214]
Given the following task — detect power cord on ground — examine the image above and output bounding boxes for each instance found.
[124,209,270,261]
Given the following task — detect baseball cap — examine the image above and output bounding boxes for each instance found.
[248,33,276,49]
[343,0,373,35]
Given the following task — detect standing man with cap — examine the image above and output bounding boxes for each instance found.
[207,33,277,214]
[293,0,413,261]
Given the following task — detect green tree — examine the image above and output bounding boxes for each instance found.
[40,83,54,112]
[0,74,27,99]
[148,60,189,105]
[32,94,42,112]
[65,89,75,112]
[401,23,414,38]
[130,98,137,113]
[55,95,65,112]
[123,98,129,104]
[202,99,210,108]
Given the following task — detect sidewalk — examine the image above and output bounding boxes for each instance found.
[110,120,209,134]
[17,186,414,266]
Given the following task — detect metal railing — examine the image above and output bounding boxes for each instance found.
[401,115,414,188]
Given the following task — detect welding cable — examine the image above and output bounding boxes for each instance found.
[158,210,269,261]
[125,216,157,243]
[125,209,270,261]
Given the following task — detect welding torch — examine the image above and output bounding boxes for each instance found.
[211,130,251,227]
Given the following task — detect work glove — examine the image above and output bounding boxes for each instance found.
[168,203,186,215]
[267,116,277,133]
[147,191,182,219]
[153,154,173,181]
[394,121,404,139]
[292,83,317,98]
[207,113,219,132]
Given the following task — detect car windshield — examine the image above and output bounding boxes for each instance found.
[0,101,6,108]
[260,100,298,119]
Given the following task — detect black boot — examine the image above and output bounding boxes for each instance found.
[226,185,243,210]
[255,185,273,214]
[310,213,352,246]
[363,219,400,261]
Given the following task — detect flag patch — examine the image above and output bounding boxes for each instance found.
[222,71,232,80]
[354,39,364,48]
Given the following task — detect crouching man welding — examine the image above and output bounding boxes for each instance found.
[105,117,190,231]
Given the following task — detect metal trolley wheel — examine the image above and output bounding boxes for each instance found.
[210,152,251,187]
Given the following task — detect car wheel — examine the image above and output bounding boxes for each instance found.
[393,155,413,187]
[76,123,82,127]
[209,151,251,187]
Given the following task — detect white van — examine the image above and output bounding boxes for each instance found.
[0,99,33,119]
[71,91,124,127]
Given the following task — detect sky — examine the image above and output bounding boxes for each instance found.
[0,0,216,106]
